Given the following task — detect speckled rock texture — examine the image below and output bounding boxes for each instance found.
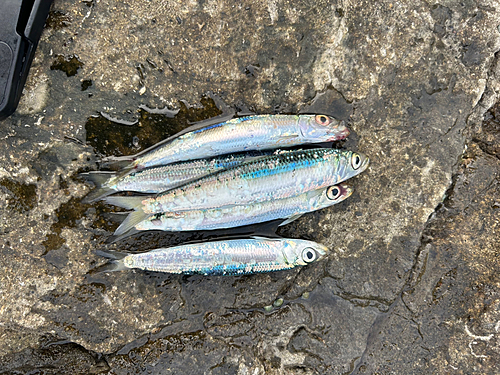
[0,0,499,373]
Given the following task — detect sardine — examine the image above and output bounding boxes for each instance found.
[99,237,328,275]
[103,115,349,171]
[106,148,369,235]
[82,150,281,202]
[115,184,352,238]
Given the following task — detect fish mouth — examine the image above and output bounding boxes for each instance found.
[326,126,350,141]
[340,183,354,198]
[359,155,370,173]
[316,244,329,258]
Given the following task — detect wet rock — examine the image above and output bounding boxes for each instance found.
[0,178,37,214]
[0,339,104,375]
[474,101,500,158]
[50,54,84,77]
[351,144,500,373]
[0,0,499,373]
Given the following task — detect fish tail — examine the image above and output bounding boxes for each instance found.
[82,188,116,203]
[99,155,136,171]
[114,210,151,236]
[80,171,116,186]
[92,250,129,273]
[96,249,128,260]
[105,195,146,210]
[82,180,120,203]
[80,171,117,203]
[102,211,128,223]
[104,195,151,235]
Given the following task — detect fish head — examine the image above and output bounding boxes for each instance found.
[298,115,350,142]
[335,150,370,182]
[287,239,329,266]
[318,183,353,206]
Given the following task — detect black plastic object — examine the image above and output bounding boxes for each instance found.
[0,0,53,121]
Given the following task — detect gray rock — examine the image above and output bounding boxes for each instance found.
[0,0,499,373]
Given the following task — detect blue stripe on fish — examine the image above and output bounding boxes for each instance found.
[194,263,287,276]
[191,117,254,134]
[240,159,313,180]
[191,122,225,134]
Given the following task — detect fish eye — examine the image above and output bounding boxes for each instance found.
[302,247,317,263]
[315,115,331,126]
[351,153,362,170]
[326,186,342,200]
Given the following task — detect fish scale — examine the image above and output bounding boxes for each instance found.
[148,148,365,212]
[136,115,293,169]
[106,148,368,235]
[105,237,329,275]
[103,114,349,171]
[127,183,352,235]
[82,150,281,202]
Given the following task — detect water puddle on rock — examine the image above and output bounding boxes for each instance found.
[41,96,232,258]
[85,95,224,158]
[42,197,118,255]
[50,54,84,77]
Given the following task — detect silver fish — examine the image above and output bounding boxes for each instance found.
[116,184,352,237]
[82,150,281,202]
[100,237,328,275]
[104,114,349,171]
[106,148,369,235]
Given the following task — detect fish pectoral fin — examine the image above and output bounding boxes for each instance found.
[279,214,304,227]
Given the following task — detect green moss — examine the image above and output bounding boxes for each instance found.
[42,233,66,254]
[81,79,92,91]
[50,55,84,77]
[42,198,118,254]
[45,11,71,29]
[76,283,107,303]
[0,178,37,213]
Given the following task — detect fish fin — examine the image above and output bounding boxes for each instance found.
[90,250,129,273]
[80,172,117,203]
[114,210,151,236]
[251,235,280,241]
[82,187,116,203]
[279,214,304,226]
[99,155,136,171]
[89,262,124,273]
[105,196,146,210]
[105,194,151,235]
[80,171,116,186]
[95,249,128,260]
[103,211,128,223]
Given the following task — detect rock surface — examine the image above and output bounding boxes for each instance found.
[0,0,499,373]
